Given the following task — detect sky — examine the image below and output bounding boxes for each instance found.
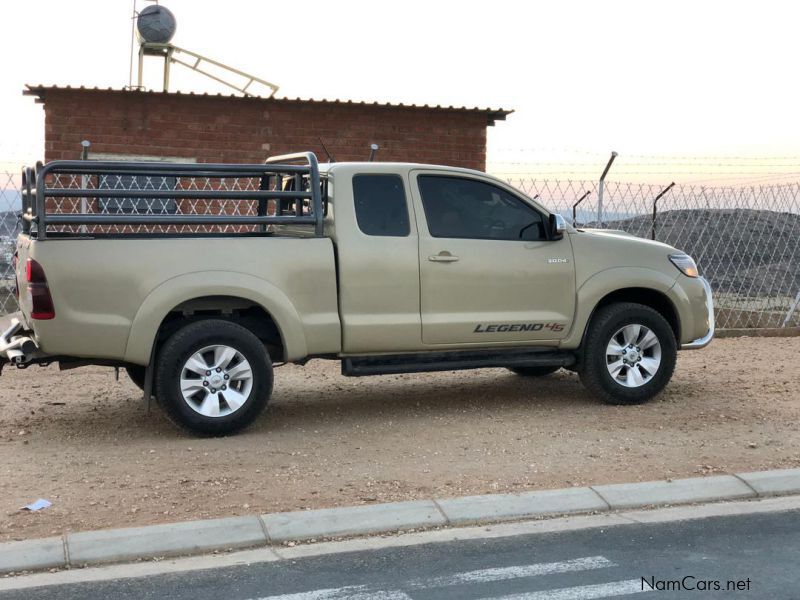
[2,0,800,185]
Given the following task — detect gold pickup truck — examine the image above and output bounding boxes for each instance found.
[1,152,713,435]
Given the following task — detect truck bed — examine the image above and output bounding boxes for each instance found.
[12,153,342,365]
[16,234,341,364]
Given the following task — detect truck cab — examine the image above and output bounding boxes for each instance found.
[329,163,575,353]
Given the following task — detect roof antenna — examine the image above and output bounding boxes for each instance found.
[319,137,336,163]
[368,143,379,162]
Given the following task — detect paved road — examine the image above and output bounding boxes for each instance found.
[4,509,799,599]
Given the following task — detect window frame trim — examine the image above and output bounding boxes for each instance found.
[414,173,554,242]
[352,172,412,238]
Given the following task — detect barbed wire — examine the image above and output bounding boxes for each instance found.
[489,160,800,167]
[491,170,800,176]
[490,147,800,160]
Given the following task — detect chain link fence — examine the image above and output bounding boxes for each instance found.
[0,171,20,318]
[1,167,799,329]
[507,178,800,329]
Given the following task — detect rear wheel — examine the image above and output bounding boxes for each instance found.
[155,319,273,436]
[578,302,676,405]
[508,365,561,377]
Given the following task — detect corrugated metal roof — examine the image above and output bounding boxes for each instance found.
[23,84,513,126]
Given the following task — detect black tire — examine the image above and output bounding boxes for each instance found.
[508,365,561,377]
[125,365,147,391]
[155,319,273,436]
[578,302,676,405]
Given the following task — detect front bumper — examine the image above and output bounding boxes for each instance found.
[0,312,39,369]
[681,277,715,350]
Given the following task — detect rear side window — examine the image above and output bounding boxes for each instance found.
[353,175,410,237]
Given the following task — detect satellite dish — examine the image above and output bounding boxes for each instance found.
[137,5,177,44]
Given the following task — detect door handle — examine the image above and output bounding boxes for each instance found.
[428,251,459,263]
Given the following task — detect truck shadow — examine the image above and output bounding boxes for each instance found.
[251,369,602,434]
[3,365,695,441]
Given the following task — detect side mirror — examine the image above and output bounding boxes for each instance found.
[549,213,567,240]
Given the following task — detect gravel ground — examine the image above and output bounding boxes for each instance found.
[1,336,799,543]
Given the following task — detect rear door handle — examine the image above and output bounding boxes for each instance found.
[428,251,459,263]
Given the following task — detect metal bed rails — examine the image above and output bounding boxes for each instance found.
[21,152,324,239]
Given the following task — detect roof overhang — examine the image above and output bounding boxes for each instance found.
[23,84,513,126]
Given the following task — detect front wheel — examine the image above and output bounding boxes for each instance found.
[155,319,273,436]
[578,302,676,405]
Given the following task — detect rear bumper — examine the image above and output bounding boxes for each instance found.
[680,277,715,350]
[0,312,39,369]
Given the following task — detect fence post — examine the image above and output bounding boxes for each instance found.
[651,181,675,240]
[783,290,800,328]
[572,191,591,226]
[596,151,617,227]
[20,169,31,235]
[80,140,91,235]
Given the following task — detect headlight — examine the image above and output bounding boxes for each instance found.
[669,253,699,278]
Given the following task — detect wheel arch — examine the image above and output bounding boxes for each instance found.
[562,267,681,349]
[592,287,681,343]
[123,272,308,365]
[153,295,287,362]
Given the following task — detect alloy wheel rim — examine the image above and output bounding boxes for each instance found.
[605,324,662,388]
[180,345,253,417]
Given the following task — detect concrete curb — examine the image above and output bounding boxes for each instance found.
[3,467,800,575]
[0,537,65,573]
[735,468,800,496]
[67,516,266,566]
[436,486,609,525]
[262,500,446,542]
[591,474,755,509]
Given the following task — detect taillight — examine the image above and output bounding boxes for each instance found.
[26,258,56,320]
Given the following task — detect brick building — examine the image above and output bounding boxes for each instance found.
[24,85,511,170]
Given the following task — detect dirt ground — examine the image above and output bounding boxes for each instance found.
[1,336,799,542]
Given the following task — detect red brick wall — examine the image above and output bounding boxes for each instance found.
[41,89,488,170]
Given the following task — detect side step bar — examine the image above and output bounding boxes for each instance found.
[342,348,575,377]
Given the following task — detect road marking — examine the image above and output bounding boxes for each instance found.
[412,556,615,587]
[255,556,617,599]
[253,587,411,600]
[484,579,649,599]
[253,577,648,600]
